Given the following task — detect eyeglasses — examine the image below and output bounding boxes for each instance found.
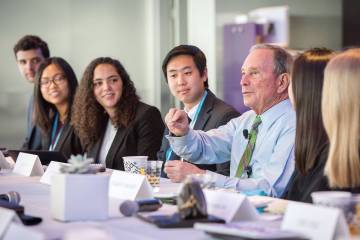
[40,75,67,88]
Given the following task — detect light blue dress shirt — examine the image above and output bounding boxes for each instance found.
[167,99,296,197]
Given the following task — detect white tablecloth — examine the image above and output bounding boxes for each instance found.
[0,171,210,240]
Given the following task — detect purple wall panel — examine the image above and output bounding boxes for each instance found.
[223,23,256,114]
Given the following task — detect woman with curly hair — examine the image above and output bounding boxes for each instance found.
[32,57,83,159]
[71,57,164,170]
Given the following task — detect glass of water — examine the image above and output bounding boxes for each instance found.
[146,160,162,192]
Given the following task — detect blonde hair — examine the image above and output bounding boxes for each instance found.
[322,49,360,188]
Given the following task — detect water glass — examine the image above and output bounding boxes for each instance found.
[146,160,162,192]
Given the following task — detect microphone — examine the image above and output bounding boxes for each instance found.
[120,199,162,217]
[0,199,42,225]
[245,166,252,178]
[0,191,21,204]
[243,129,249,139]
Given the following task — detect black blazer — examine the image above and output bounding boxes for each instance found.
[158,90,240,177]
[87,102,165,170]
[284,146,330,203]
[284,145,360,203]
[41,121,83,160]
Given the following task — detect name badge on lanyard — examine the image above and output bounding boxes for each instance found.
[49,113,64,151]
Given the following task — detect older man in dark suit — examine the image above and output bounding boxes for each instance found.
[157,45,239,182]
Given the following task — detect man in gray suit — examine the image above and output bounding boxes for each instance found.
[157,45,239,182]
[13,35,50,150]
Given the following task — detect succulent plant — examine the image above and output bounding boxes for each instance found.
[60,154,95,174]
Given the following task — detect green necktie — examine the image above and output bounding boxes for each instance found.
[235,115,262,178]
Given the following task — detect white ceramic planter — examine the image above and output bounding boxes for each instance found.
[51,174,109,221]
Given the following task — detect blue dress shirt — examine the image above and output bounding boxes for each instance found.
[167,99,296,197]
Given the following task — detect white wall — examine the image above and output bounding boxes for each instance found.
[0,0,343,148]
[187,0,216,93]
[0,0,161,148]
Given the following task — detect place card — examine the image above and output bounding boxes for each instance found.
[0,207,17,239]
[109,170,153,200]
[40,161,69,185]
[3,222,44,240]
[12,152,43,176]
[0,152,14,169]
[281,202,349,240]
[203,189,259,223]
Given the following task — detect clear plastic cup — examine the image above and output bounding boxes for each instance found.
[186,173,216,189]
[311,191,353,221]
[146,160,162,192]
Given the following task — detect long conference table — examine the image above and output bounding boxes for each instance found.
[0,170,212,240]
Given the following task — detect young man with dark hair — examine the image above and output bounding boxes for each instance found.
[158,45,239,182]
[14,35,50,150]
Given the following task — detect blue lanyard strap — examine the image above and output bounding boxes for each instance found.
[49,112,64,151]
[166,90,208,161]
[189,90,207,129]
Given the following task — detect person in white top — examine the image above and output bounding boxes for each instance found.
[72,57,164,170]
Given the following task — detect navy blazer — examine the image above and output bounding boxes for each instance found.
[87,102,165,170]
[21,95,42,150]
[158,90,240,177]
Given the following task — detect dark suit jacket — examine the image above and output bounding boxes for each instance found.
[158,90,240,177]
[21,95,42,150]
[22,126,42,150]
[87,102,165,170]
[284,145,360,203]
[284,145,330,203]
[41,121,83,160]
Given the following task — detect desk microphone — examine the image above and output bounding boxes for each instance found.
[0,191,21,204]
[0,199,42,226]
[245,166,252,178]
[243,129,249,139]
[120,199,162,217]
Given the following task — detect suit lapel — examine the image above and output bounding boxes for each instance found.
[193,90,215,130]
[54,123,71,152]
[105,125,127,168]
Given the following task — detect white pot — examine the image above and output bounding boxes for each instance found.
[51,174,109,221]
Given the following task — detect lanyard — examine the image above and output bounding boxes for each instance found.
[166,90,208,161]
[49,112,64,151]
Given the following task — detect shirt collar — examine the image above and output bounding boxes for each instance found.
[258,99,293,130]
[183,91,206,122]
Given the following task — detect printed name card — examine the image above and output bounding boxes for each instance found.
[0,152,14,169]
[3,222,44,240]
[40,161,69,185]
[281,202,349,240]
[12,153,44,177]
[109,170,153,200]
[0,207,17,239]
[203,189,259,223]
